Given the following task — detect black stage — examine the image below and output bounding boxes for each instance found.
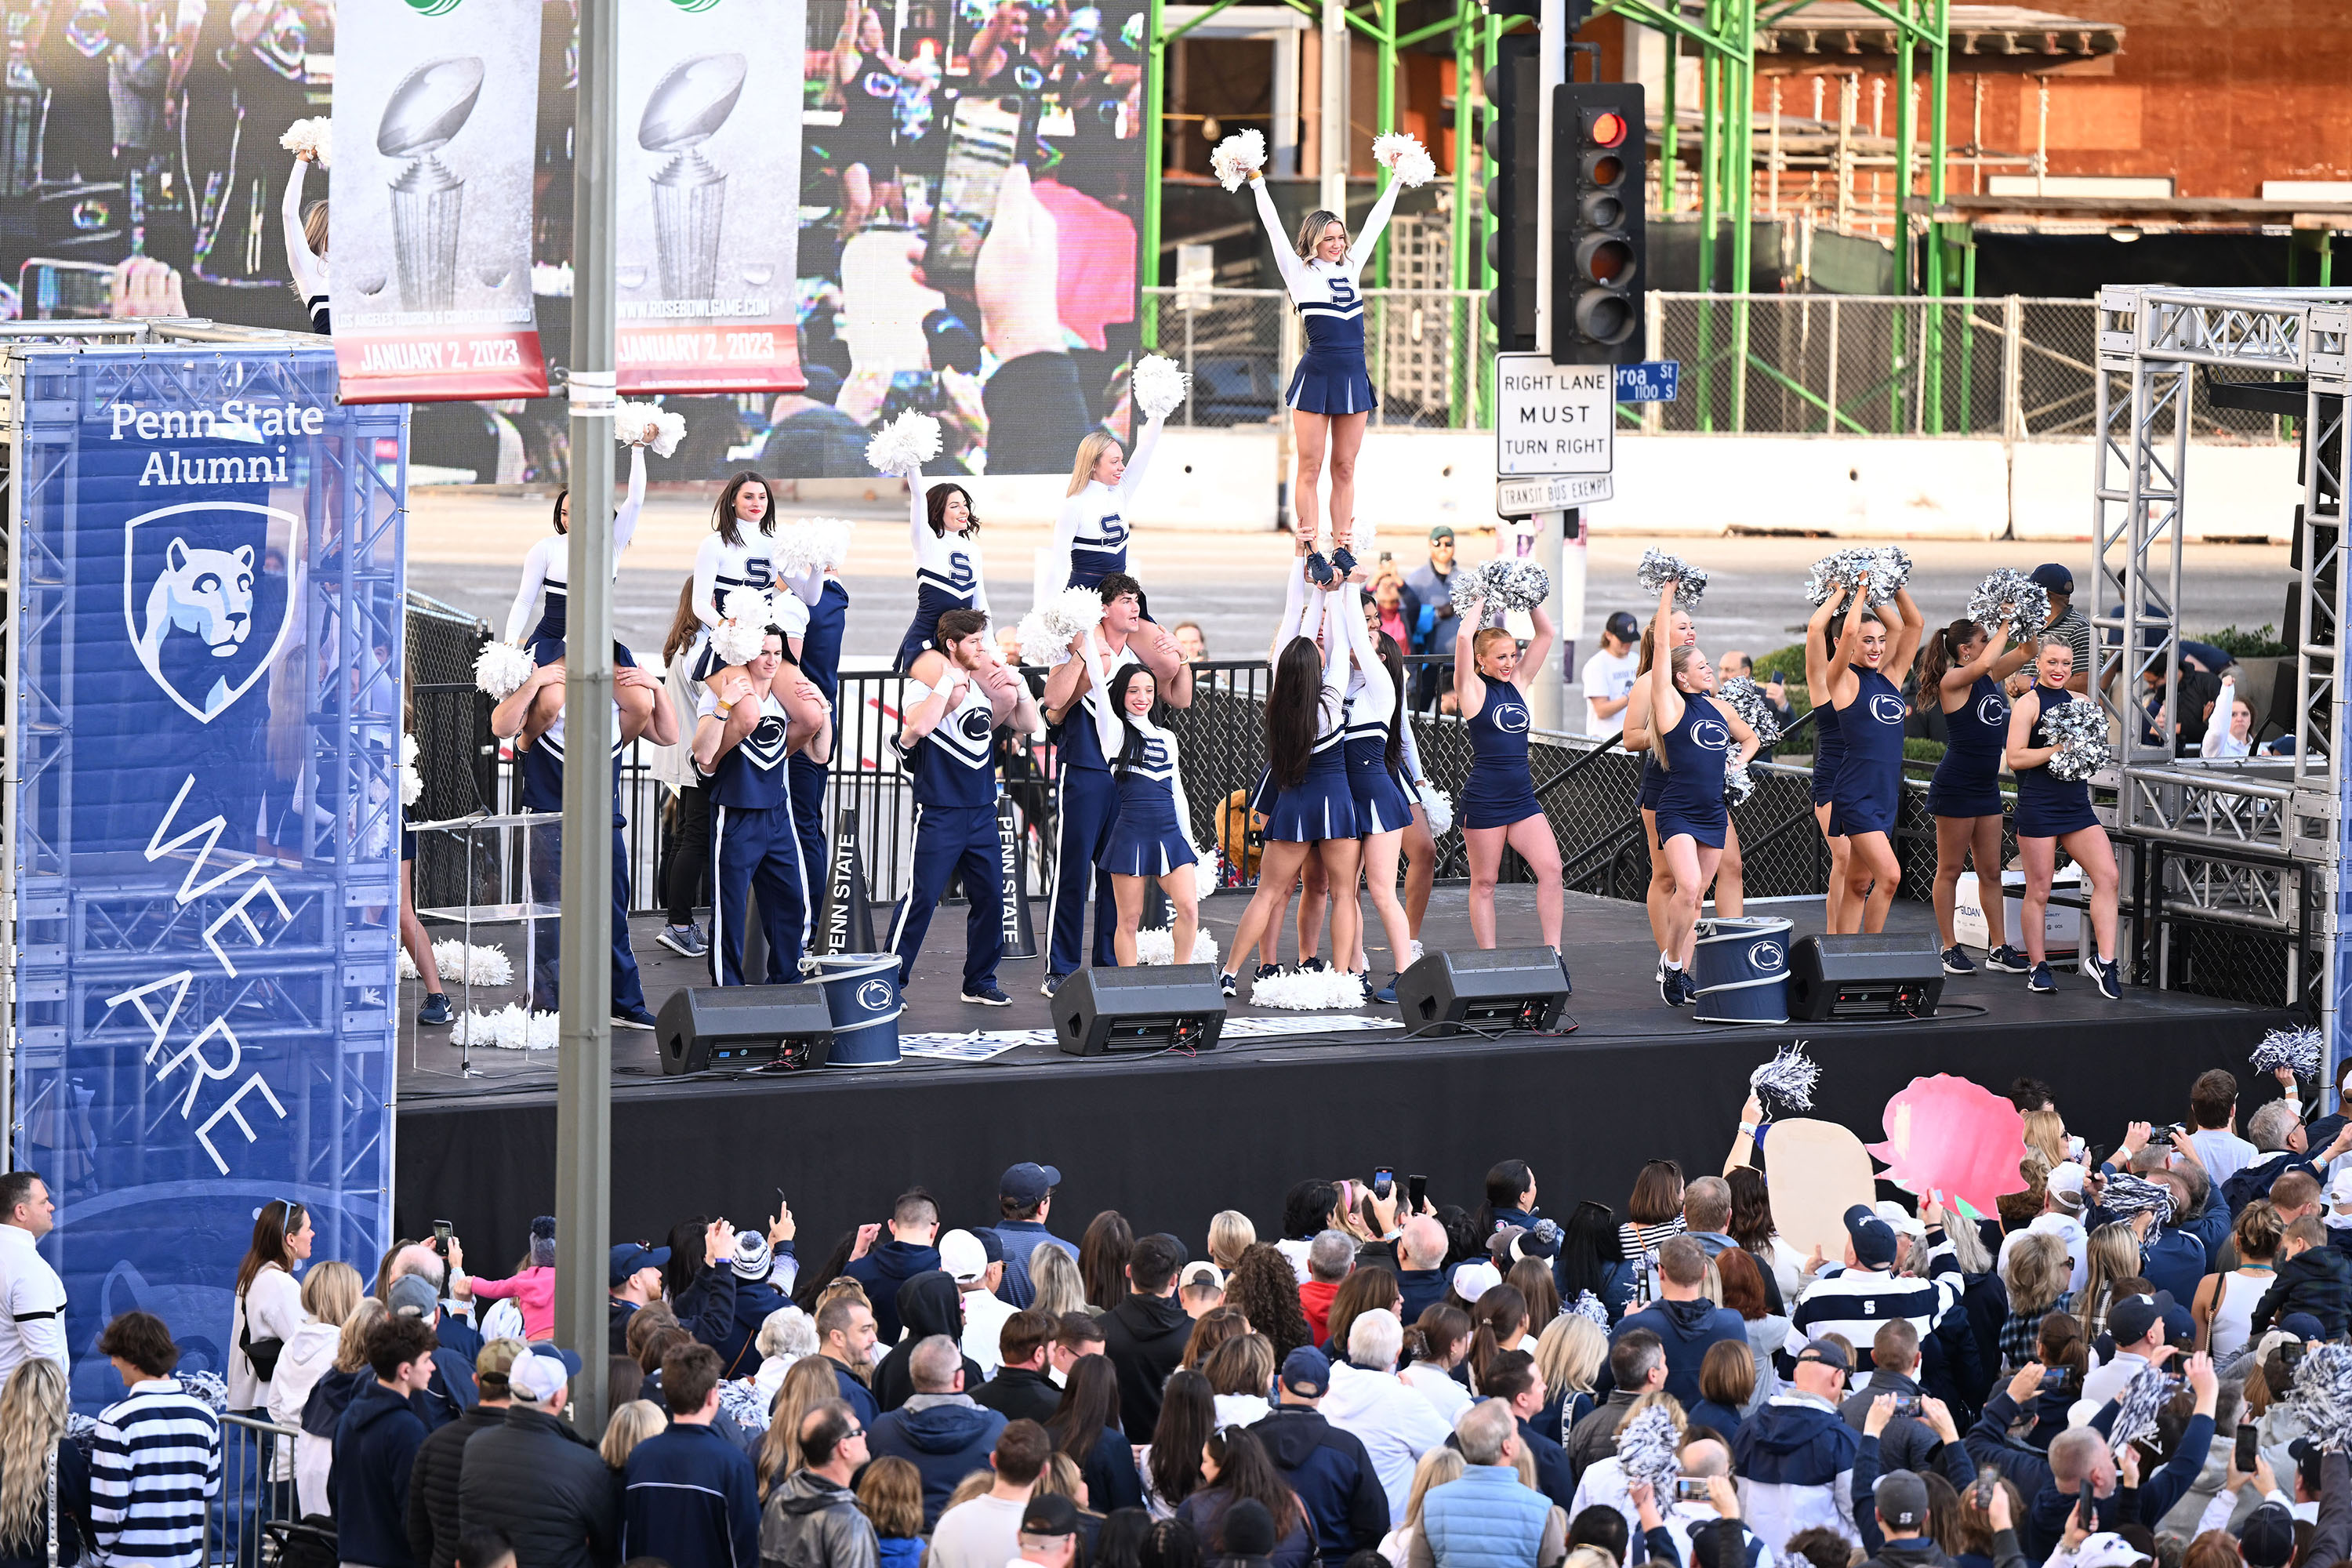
[394,889,2290,1270]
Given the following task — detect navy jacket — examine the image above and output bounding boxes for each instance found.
[866,1395,1007,1530]
[1848,1432,1977,1555]
[1074,1424,1146,1513]
[872,1272,982,1413]
[846,1240,941,1345]
[1254,1406,1389,1561]
[2137,1231,2208,1306]
[1398,1269,1450,1327]
[330,1381,430,1568]
[1518,1416,1577,1513]
[1963,1386,2211,1559]
[972,1366,1061,1425]
[621,1422,760,1568]
[830,1358,880,1428]
[2252,1245,2352,1341]
[1614,1298,1748,1414]
[986,1222,1076,1309]
[710,1272,794,1381]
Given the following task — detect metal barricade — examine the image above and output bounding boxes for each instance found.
[211,1410,307,1567]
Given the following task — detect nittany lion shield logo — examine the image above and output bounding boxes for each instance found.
[123,501,297,723]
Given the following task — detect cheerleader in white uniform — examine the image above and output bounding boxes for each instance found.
[506,437,651,662]
[1246,165,1406,554]
[1076,627,1204,967]
[1058,424,1190,706]
[895,474,990,673]
[688,471,833,758]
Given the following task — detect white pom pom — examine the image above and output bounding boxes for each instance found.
[2040,699,2112,782]
[2283,1343,2352,1454]
[1616,1406,1681,1495]
[1191,850,1221,904]
[1718,677,1784,747]
[866,410,943,477]
[1722,757,1755,806]
[710,608,773,670]
[1248,967,1367,1011]
[1044,586,1104,639]
[1017,610,1075,670]
[1131,354,1191,423]
[2108,1366,2180,1453]
[397,946,419,982]
[1210,129,1268,192]
[1636,549,1708,608]
[1373,132,1435,188]
[1415,780,1454,837]
[1136,927,1219,967]
[430,941,514,988]
[771,518,853,577]
[532,263,574,299]
[399,731,424,808]
[474,641,536,701]
[614,401,687,459]
[280,117,331,167]
[452,1004,561,1050]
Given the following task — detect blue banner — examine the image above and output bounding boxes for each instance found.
[9,345,405,1406]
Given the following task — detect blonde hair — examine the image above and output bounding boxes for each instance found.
[1670,644,1708,688]
[1613,1388,1687,1440]
[2021,1109,2067,1169]
[1294,208,1345,259]
[1209,1210,1258,1271]
[1400,1446,1465,1533]
[757,1356,846,1497]
[942,1471,996,1515]
[335,1298,389,1374]
[1472,627,1516,670]
[1038,1451,1087,1503]
[600,1400,667,1470]
[302,1259,364,1327]
[2078,1224,2143,1339]
[303,201,328,260]
[1068,431,1123,496]
[855,1455,926,1538]
[1028,1245,1087,1317]
[0,1359,68,1550]
[1534,1313,1606,1401]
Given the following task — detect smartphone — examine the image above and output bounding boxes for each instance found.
[1893,1395,1922,1417]
[1373,1168,1395,1202]
[1675,1476,1713,1502]
[432,1219,453,1258]
[2078,1482,2095,1530]
[1974,1464,2000,1510]
[2041,1367,2068,1391]
[1408,1174,1428,1211]
[922,89,1044,296]
[2236,1424,2260,1472]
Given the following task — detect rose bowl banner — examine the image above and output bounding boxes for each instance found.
[613,0,805,394]
[331,0,548,403]
[9,345,401,1406]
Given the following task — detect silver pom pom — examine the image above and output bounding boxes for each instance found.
[1570,1290,1610,1328]
[1717,677,1784,746]
[1808,546,1910,608]
[2108,1366,2180,1453]
[1748,1041,1819,1112]
[1487,560,1552,613]
[1636,549,1707,609]
[2252,1025,2325,1079]
[1615,1404,1681,1495]
[1723,757,1756,806]
[1967,569,2052,636]
[2039,699,2111,782]
[2285,1343,2352,1454]
[2100,1173,2173,1232]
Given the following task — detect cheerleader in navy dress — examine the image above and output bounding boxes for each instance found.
[1924,615,2036,976]
[1247,168,1405,550]
[1218,557,1359,999]
[1813,579,1925,935]
[1076,630,1207,967]
[1808,653,1851,930]
[1452,576,1566,962]
[895,474,991,674]
[1643,582,1761,1006]
[2005,641,2122,1000]
[1626,606,1744,975]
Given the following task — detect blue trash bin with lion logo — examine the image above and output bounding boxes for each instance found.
[810,953,904,1065]
[1692,916,1791,1025]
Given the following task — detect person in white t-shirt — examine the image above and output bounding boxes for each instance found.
[2186,1068,2259,1189]
[942,1229,1018,1380]
[924,1421,1047,1568]
[1583,611,1642,736]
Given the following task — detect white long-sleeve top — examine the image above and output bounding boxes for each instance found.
[1338,582,1398,744]
[1250,173,1406,312]
[691,530,779,630]
[0,1223,66,1386]
[1270,561,1352,748]
[505,445,648,643]
[2201,675,2250,758]
[1054,416,1164,583]
[227,1261,304,1409]
[911,474,991,619]
[1079,631,1197,842]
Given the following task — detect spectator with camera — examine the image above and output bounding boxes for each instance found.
[847,1193,942,1346]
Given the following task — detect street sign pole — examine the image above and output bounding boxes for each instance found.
[1529,0,1567,730]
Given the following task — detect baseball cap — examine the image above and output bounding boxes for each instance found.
[1429,526,1455,543]
[2068,1534,2147,1568]
[1179,1261,1225,1294]
[938,1229,989,1284]
[2030,563,2076,594]
[1842,1203,1899,1269]
[1000,1163,1062,1203]
[731,1232,774,1282]
[1873,1470,1929,1531]
[2045,1162,2089,1210]
[1451,1259,1501,1303]
[2161,1300,2196,1348]
[474,1338,525,1395]
[1281,1345,1332,1398]
[610,1241,670,1288]
[1020,1494,1080,1538]
[2282,1312,2326,1342]
[387,1275,439,1319]
[2107,1292,2167,1347]
[1875,1201,1927,1240]
[1606,611,1640,641]
[975,1229,1004,1265]
[1795,1338,1852,1373]
[2241,1502,2297,1568]
[507,1345,582,1403]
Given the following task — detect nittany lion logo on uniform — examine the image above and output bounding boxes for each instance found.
[1493,703,1530,734]
[739,713,791,771]
[123,500,295,723]
[958,707,996,745]
[1692,720,1732,751]
[1978,693,2008,728]
[1871,694,1907,725]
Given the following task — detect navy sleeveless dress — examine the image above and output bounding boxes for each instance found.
[1639,750,1668,812]
[1265,729,1357,843]
[1464,676,1541,829]
[1100,731,1196,877]
[1928,673,2009,818]
[1654,694,1731,849]
[1810,677,1846,808]
[1829,668,1906,837]
[2015,686,2100,838]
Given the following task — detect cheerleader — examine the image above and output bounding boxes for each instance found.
[1245,165,1406,551]
[1806,628,1851,931]
[693,627,815,985]
[1922,615,2034,975]
[282,144,328,334]
[1076,630,1204,966]
[1060,421,1187,697]
[506,437,651,661]
[895,474,990,674]
[1452,583,1566,964]
[1218,558,1359,998]
[1624,607,1744,972]
[890,608,1038,1003]
[691,471,781,671]
[2004,641,2122,1000]
[1334,579,1417,999]
[1813,579,1924,934]
[1644,583,1759,1006]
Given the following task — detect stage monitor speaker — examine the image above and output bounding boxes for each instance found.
[656,984,836,1075]
[1052,965,1226,1056]
[1787,935,1944,1022]
[1394,947,1570,1036]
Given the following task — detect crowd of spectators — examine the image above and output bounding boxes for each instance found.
[6,1062,2352,1568]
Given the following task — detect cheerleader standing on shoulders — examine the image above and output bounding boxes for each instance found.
[507,435,650,662]
[1645,583,1759,1006]
[2003,641,2122,1000]
[690,471,780,673]
[1218,557,1359,998]
[1922,614,2034,975]
[1244,162,1406,550]
[1624,607,1743,971]
[1059,420,1188,695]
[1813,579,1924,933]
[896,474,991,673]
[1076,627,1205,966]
[1452,583,1569,974]
[891,608,1037,1004]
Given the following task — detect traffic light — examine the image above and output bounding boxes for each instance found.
[1553,81,1646,365]
[1481,34,1540,354]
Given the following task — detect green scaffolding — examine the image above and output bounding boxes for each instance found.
[1137,0,1955,431]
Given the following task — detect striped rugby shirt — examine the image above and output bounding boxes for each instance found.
[1781,1231,1964,1371]
[89,1378,220,1568]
